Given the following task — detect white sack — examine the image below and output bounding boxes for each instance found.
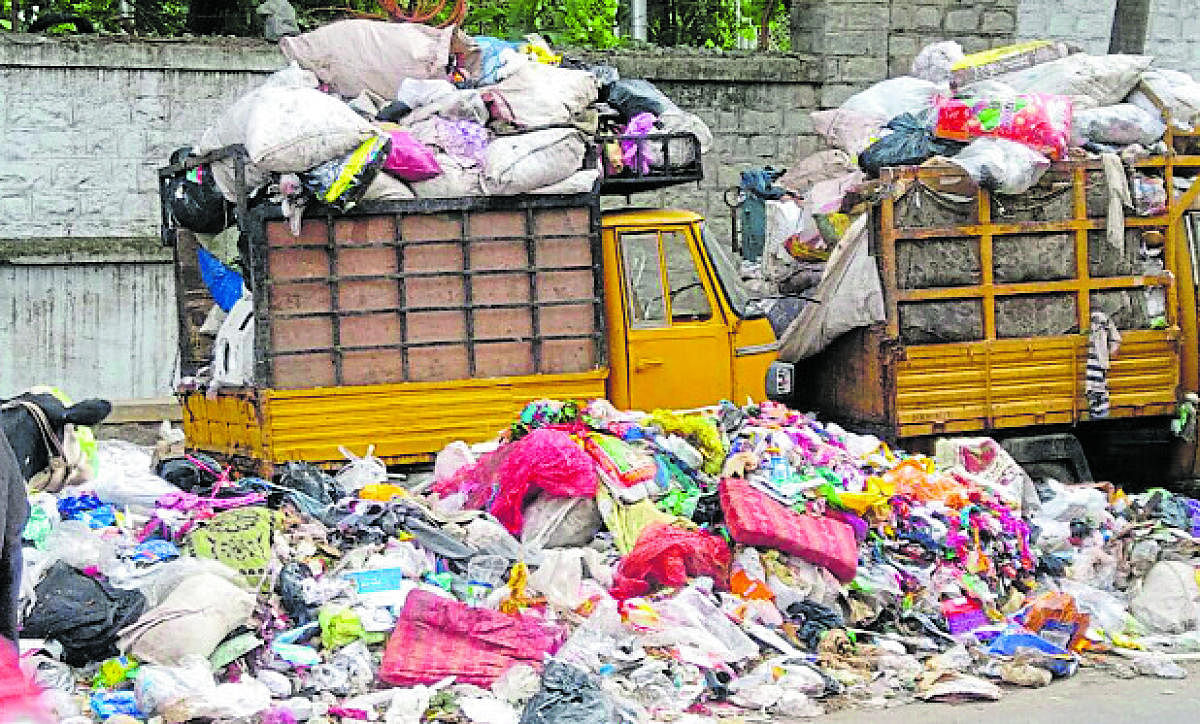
[482,128,586,195]
[992,53,1152,110]
[488,62,599,127]
[840,76,943,121]
[778,215,885,361]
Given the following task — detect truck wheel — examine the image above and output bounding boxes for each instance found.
[1022,461,1078,486]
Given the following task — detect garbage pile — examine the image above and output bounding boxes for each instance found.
[167,19,713,234]
[749,39,1200,343]
[8,398,1200,722]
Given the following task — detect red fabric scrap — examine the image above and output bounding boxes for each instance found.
[378,590,567,687]
[610,523,732,600]
[720,477,859,582]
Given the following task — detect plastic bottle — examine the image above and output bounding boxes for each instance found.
[767,447,790,486]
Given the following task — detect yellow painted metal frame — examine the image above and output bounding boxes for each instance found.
[181,369,607,472]
[877,150,1200,439]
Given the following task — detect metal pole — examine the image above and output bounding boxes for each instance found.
[631,0,647,41]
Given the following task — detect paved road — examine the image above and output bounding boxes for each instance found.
[811,662,1200,724]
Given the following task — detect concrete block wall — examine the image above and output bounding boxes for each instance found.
[886,0,1020,77]
[1016,0,1200,77]
[588,51,823,244]
[0,35,282,246]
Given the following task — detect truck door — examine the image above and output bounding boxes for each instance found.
[617,226,733,410]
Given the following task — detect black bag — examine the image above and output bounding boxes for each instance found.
[858,113,964,177]
[21,561,147,666]
[605,79,677,118]
[167,147,229,233]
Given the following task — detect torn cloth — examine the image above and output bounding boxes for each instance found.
[1101,152,1132,251]
[1086,311,1122,418]
[378,590,567,687]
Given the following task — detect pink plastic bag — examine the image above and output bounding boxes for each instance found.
[933,93,1073,160]
[382,130,441,182]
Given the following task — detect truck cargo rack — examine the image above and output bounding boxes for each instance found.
[595,132,703,194]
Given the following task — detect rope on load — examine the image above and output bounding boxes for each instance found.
[377,0,468,27]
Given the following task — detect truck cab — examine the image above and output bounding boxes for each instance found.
[601,209,789,410]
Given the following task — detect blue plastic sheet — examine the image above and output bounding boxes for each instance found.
[197,245,244,312]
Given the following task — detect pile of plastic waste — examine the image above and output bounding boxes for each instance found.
[748,39,1200,340]
[7,397,1200,723]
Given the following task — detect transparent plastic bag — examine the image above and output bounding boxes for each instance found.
[335,444,388,492]
[950,138,1051,195]
[90,440,181,509]
[1073,103,1165,147]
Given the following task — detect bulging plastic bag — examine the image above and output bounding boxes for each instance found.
[382,130,442,182]
[1073,103,1165,147]
[1130,560,1200,634]
[301,134,391,212]
[521,493,604,551]
[136,655,271,722]
[858,112,964,177]
[949,138,1051,195]
[840,76,942,122]
[912,41,965,85]
[934,93,1072,160]
[334,444,388,492]
[89,441,181,510]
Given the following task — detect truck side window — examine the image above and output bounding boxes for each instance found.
[621,232,668,328]
[663,230,712,322]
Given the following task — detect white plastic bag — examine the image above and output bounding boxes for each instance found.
[949,138,1051,195]
[434,441,476,482]
[840,76,942,121]
[1130,560,1200,634]
[912,41,965,85]
[90,440,180,509]
[1073,103,1165,146]
[763,198,815,283]
[211,292,255,387]
[1128,68,1200,130]
[335,444,388,492]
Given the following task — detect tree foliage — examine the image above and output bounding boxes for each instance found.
[3,0,790,50]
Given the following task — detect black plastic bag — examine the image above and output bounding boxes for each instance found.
[520,661,618,724]
[301,134,391,212]
[166,147,230,233]
[21,561,147,666]
[606,79,677,118]
[858,113,964,178]
[155,454,221,493]
[276,462,345,523]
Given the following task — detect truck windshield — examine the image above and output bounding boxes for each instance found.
[700,224,761,319]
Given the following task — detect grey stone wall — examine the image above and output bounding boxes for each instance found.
[1016,0,1200,77]
[887,0,1020,75]
[0,35,281,250]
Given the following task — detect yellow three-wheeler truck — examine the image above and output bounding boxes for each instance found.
[164,139,791,473]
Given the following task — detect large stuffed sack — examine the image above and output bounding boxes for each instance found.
[1130,560,1200,634]
[198,85,373,200]
[812,108,889,157]
[840,76,943,121]
[1072,103,1165,146]
[118,573,255,665]
[279,19,478,98]
[987,53,1152,110]
[411,153,485,198]
[483,128,587,195]
[488,62,598,127]
[1128,68,1200,131]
